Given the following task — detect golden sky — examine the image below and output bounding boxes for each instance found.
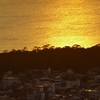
[0,0,100,52]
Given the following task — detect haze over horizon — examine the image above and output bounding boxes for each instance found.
[0,0,100,52]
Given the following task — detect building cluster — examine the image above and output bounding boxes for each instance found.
[0,67,100,100]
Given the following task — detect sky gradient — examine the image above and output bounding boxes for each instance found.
[0,0,100,52]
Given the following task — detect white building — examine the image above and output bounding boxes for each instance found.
[39,77,55,95]
[35,84,53,100]
[54,76,62,89]
[66,69,75,75]
[48,67,51,75]
[0,89,13,94]
[0,95,8,100]
[83,89,100,100]
[66,78,80,88]
[2,76,21,88]
[26,93,35,100]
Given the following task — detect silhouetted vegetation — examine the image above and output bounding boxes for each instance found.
[0,44,100,74]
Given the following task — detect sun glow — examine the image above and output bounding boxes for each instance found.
[39,0,100,48]
[0,0,100,52]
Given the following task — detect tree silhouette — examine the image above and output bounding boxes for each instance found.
[0,44,100,74]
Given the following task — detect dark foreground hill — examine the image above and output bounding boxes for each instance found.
[0,44,100,74]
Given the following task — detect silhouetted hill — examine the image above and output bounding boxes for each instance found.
[0,44,100,74]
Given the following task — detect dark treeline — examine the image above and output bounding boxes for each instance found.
[0,44,100,74]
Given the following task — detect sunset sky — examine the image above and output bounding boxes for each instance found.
[0,0,100,52]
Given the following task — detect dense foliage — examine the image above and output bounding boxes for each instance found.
[0,44,100,74]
